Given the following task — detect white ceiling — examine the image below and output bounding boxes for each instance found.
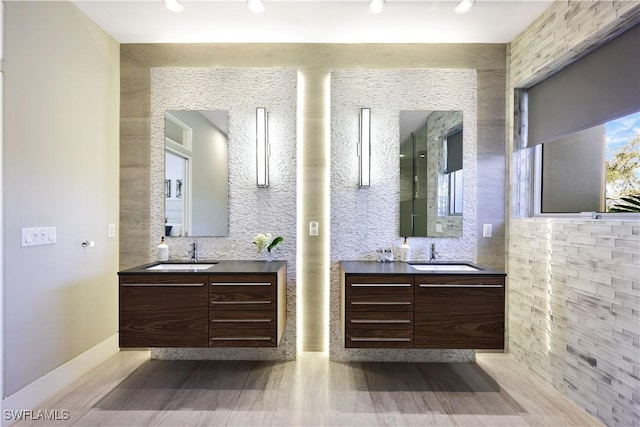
[72,0,553,44]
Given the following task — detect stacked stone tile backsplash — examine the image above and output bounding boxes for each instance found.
[509,217,639,425]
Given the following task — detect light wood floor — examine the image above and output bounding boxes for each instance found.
[15,351,602,426]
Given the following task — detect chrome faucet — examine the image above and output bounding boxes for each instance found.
[190,242,198,263]
[430,243,439,262]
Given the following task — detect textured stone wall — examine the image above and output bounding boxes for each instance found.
[509,218,639,426]
[329,69,477,361]
[507,1,640,425]
[150,68,298,361]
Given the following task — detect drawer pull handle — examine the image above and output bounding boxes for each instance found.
[211,319,271,323]
[418,284,503,288]
[351,319,410,324]
[210,282,271,286]
[121,283,205,287]
[350,338,411,342]
[211,301,272,304]
[351,283,411,287]
[351,302,411,305]
[210,337,271,341]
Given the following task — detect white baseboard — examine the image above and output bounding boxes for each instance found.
[1,334,119,426]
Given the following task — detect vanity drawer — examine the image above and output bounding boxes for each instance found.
[209,274,276,290]
[346,275,414,293]
[346,328,413,348]
[209,282,274,294]
[209,291,275,310]
[209,310,275,329]
[347,311,413,330]
[209,327,276,347]
[345,275,414,312]
[346,299,413,312]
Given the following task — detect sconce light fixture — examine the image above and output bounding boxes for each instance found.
[247,0,266,13]
[455,0,475,14]
[163,0,184,13]
[256,107,269,188]
[358,108,371,187]
[368,0,386,14]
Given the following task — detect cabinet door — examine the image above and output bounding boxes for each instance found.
[345,275,414,348]
[415,275,505,349]
[119,275,209,347]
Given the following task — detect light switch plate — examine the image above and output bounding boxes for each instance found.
[309,221,319,236]
[21,226,56,247]
[483,223,492,237]
[108,224,116,238]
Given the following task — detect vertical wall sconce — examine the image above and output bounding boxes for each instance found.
[358,108,371,187]
[256,107,269,188]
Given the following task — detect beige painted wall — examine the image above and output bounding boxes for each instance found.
[3,2,120,395]
[121,43,507,353]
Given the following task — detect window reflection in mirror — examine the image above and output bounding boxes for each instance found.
[399,110,463,238]
[164,110,229,237]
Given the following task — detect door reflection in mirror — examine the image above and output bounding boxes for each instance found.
[164,110,229,237]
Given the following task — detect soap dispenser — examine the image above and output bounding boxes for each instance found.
[157,237,169,261]
[400,237,411,262]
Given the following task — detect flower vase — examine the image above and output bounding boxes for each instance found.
[263,250,274,262]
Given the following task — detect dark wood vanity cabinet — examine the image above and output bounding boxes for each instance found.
[118,262,286,349]
[209,273,284,347]
[344,275,415,348]
[119,274,209,347]
[414,275,505,349]
[342,265,505,350]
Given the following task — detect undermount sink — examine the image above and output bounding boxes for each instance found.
[146,263,217,271]
[409,263,481,272]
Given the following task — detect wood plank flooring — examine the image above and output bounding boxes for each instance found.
[14,352,601,426]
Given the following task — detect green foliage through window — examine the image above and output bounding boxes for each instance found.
[605,112,640,212]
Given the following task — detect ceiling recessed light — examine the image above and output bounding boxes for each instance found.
[455,0,475,14]
[247,0,266,13]
[368,0,386,14]
[163,0,183,13]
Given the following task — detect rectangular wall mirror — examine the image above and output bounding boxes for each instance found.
[164,110,229,237]
[399,110,463,238]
